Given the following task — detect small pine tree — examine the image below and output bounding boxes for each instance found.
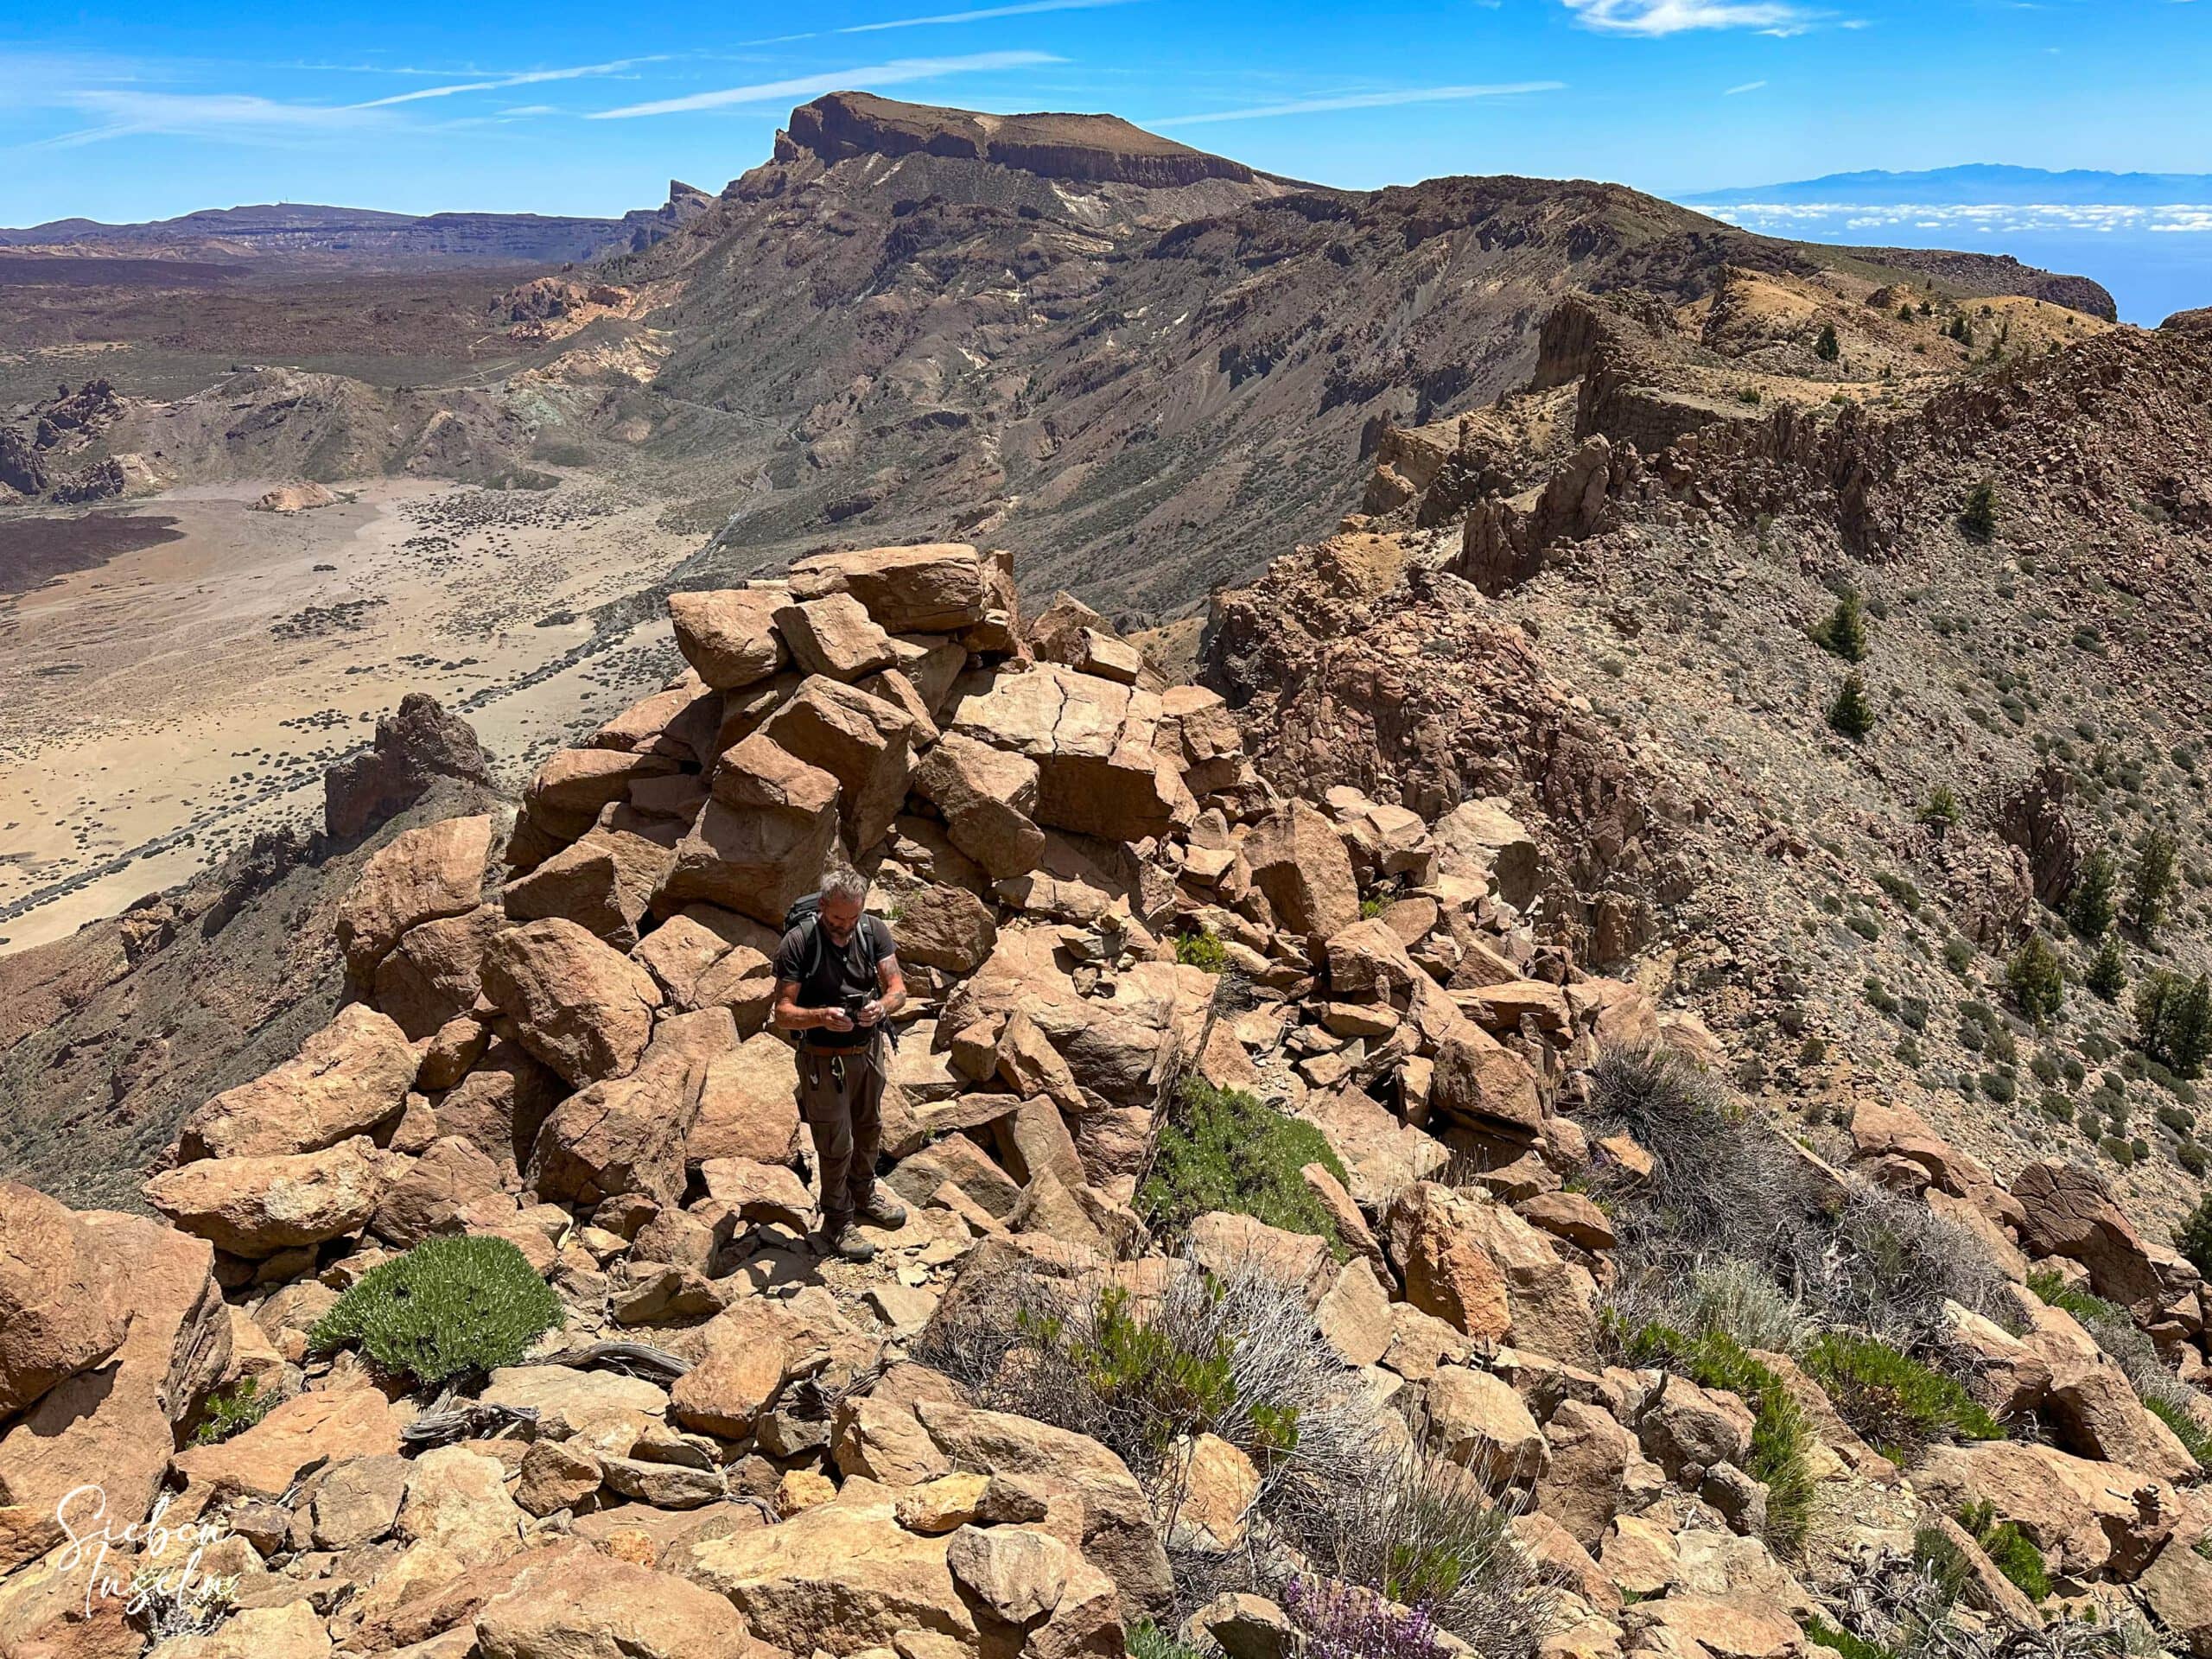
[2007,931,2066,1029]
[2177,1192,2212,1281]
[1918,785,1961,837]
[2067,849,2118,938]
[1827,672,1875,741]
[1814,591,1869,662]
[2126,827,2178,939]
[2135,970,2212,1077]
[2086,931,2126,1001]
[1815,322,1841,362]
[1897,303,1915,322]
[1961,480,1999,543]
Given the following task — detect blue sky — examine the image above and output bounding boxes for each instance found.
[1,1,2209,226]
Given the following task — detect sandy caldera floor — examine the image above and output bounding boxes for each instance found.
[0,474,698,956]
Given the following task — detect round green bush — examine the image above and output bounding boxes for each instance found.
[310,1235,563,1387]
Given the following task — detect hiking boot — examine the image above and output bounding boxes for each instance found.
[818,1220,877,1263]
[855,1189,908,1230]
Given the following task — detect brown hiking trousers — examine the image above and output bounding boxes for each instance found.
[795,1036,885,1227]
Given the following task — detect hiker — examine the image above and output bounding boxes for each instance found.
[770,870,910,1262]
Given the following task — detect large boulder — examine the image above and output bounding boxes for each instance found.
[143,1136,391,1258]
[2009,1160,2164,1312]
[371,1135,507,1247]
[337,814,493,978]
[659,735,841,926]
[0,1182,130,1421]
[681,1482,975,1656]
[503,830,674,950]
[477,1542,773,1659]
[786,543,1006,633]
[168,1389,407,1522]
[481,918,664,1088]
[1427,1029,1544,1142]
[178,1003,416,1161]
[1383,1182,1510,1342]
[529,1009,734,1208]
[913,1398,1173,1620]
[774,594,896,682]
[1242,801,1360,945]
[912,731,1046,879]
[0,1216,230,1572]
[670,588,787,690]
[690,1032,802,1167]
[375,902,508,1039]
[761,677,919,854]
[1912,1440,2175,1577]
[950,664,1192,843]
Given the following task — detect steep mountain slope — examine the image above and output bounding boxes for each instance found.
[1216,276,2212,1237]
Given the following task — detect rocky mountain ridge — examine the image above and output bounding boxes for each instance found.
[0,185,714,269]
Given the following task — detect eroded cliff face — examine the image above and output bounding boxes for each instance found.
[779,91,1268,189]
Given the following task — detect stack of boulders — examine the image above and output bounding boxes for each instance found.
[8,538,2212,1659]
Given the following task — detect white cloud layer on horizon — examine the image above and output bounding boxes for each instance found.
[1153,81,1567,127]
[589,50,1059,118]
[1702,200,2212,234]
[1561,0,1818,34]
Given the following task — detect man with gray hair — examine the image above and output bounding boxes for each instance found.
[772,870,908,1262]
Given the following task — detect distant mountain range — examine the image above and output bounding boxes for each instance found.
[0,187,714,269]
[1683,164,2212,207]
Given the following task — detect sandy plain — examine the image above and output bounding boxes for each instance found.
[0,475,697,954]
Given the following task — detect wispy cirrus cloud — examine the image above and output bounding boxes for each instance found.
[1560,0,1821,34]
[30,89,393,149]
[1152,81,1565,127]
[839,0,1137,31]
[352,55,671,108]
[1725,79,1768,93]
[588,50,1058,118]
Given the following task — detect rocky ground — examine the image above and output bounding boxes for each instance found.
[6,543,2212,1659]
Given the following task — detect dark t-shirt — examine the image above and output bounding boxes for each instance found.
[773,914,895,1050]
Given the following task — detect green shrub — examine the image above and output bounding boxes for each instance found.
[1827,673,1876,741]
[1128,1624,1205,1659]
[1806,1617,1896,1659]
[1621,1324,1814,1554]
[1802,1332,2002,1463]
[190,1378,275,1446]
[1359,896,1388,920]
[1955,1499,2050,1601]
[2087,932,2126,1001]
[309,1236,562,1388]
[1815,322,1841,362]
[1815,593,1869,662]
[1173,928,1230,973]
[2145,1395,2212,1471]
[1140,1079,1349,1252]
[1942,938,1975,976]
[2005,932,2065,1028]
